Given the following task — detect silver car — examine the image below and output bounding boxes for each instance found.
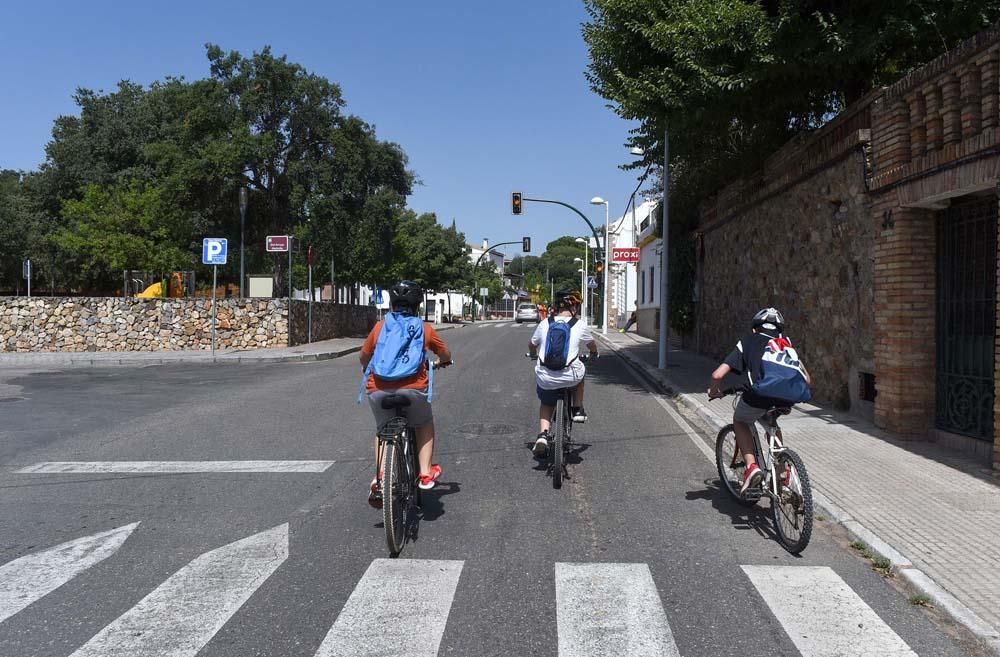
[515,302,540,323]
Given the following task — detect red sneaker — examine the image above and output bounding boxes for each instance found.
[740,463,763,495]
[368,477,383,509]
[418,464,442,490]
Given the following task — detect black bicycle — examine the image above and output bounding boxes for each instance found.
[527,353,590,488]
[712,387,814,553]
[375,361,451,557]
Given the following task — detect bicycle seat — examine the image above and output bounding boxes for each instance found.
[380,394,412,410]
[769,407,792,416]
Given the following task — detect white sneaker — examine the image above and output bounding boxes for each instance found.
[532,433,549,457]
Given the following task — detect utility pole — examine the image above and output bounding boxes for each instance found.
[658,128,670,370]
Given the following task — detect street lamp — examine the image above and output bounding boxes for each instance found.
[590,197,610,335]
[239,186,248,298]
[574,238,588,321]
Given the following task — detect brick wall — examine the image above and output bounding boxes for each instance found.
[288,301,377,346]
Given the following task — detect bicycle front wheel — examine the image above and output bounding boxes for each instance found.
[552,400,565,489]
[715,425,757,507]
[382,441,406,557]
[771,448,813,554]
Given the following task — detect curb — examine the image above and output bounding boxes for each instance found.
[598,334,1000,655]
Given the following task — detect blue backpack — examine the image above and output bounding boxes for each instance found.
[357,312,433,402]
[750,336,811,405]
[541,316,578,370]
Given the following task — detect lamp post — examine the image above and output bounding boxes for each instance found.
[238,186,248,298]
[574,236,588,320]
[590,197,610,334]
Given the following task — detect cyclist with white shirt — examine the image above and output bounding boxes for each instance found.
[527,290,599,457]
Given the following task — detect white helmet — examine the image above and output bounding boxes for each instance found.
[752,307,784,333]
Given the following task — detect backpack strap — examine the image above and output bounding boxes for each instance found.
[357,360,373,404]
[427,358,434,403]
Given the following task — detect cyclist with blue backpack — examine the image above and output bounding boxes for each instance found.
[528,290,599,457]
[360,281,452,508]
[708,308,812,494]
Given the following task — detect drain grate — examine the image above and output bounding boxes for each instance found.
[455,422,520,436]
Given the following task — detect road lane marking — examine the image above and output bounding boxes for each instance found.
[0,523,138,624]
[555,562,680,657]
[314,558,463,657]
[16,461,335,474]
[69,523,288,657]
[742,565,917,657]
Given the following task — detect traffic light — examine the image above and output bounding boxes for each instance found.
[594,260,604,275]
[512,192,523,215]
[522,236,531,252]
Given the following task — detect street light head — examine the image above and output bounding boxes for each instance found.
[573,257,583,263]
[574,237,587,244]
[630,147,645,156]
[590,196,606,205]
[577,268,585,273]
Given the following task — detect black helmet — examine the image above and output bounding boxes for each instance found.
[389,280,423,314]
[554,289,582,310]
[752,307,784,334]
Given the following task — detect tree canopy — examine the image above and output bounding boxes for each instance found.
[1,44,429,295]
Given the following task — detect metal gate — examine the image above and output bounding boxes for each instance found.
[935,198,997,440]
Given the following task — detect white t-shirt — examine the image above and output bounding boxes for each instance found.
[531,314,594,390]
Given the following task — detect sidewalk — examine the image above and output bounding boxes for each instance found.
[0,324,461,368]
[600,329,1000,654]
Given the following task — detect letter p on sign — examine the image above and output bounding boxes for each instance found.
[202,238,228,265]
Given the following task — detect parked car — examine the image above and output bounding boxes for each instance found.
[515,303,540,323]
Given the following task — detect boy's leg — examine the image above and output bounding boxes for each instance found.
[732,421,757,467]
[539,403,555,432]
[415,421,434,476]
[572,378,585,406]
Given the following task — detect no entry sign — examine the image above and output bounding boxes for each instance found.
[612,247,640,263]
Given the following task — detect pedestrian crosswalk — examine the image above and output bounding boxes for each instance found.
[474,321,536,329]
[0,525,923,657]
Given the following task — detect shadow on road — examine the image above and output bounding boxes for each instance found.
[686,477,796,553]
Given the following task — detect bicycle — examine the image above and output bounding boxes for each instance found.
[374,360,451,557]
[712,387,814,553]
[526,353,590,489]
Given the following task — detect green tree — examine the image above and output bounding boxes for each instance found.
[55,182,192,293]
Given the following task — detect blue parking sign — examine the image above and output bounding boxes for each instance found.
[202,238,228,265]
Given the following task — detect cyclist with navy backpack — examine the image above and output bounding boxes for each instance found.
[528,290,599,457]
[360,281,452,508]
[708,308,812,494]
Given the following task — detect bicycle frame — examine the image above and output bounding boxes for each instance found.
[749,416,787,501]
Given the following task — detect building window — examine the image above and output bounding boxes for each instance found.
[649,266,655,304]
[640,271,646,303]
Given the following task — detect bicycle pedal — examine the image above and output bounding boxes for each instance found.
[742,489,763,501]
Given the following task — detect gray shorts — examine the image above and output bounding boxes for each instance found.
[733,399,769,425]
[368,389,433,428]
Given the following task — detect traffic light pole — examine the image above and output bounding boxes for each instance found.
[521,198,604,254]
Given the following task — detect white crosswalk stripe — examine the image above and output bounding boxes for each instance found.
[0,522,138,624]
[743,565,918,657]
[555,562,681,657]
[313,558,464,657]
[1,529,937,657]
[68,524,288,657]
[17,460,335,474]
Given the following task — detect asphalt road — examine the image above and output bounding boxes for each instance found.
[0,322,985,657]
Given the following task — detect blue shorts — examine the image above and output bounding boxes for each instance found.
[537,385,574,406]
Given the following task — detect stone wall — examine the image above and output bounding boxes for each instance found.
[697,105,876,412]
[288,301,377,346]
[0,298,289,352]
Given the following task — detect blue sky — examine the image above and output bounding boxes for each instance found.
[0,0,642,252]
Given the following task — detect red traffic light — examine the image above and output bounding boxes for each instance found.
[512,192,523,215]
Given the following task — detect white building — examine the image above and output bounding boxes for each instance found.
[604,199,655,328]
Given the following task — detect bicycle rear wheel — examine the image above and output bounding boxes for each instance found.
[382,441,406,557]
[552,398,565,489]
[771,449,813,554]
[715,425,758,507]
